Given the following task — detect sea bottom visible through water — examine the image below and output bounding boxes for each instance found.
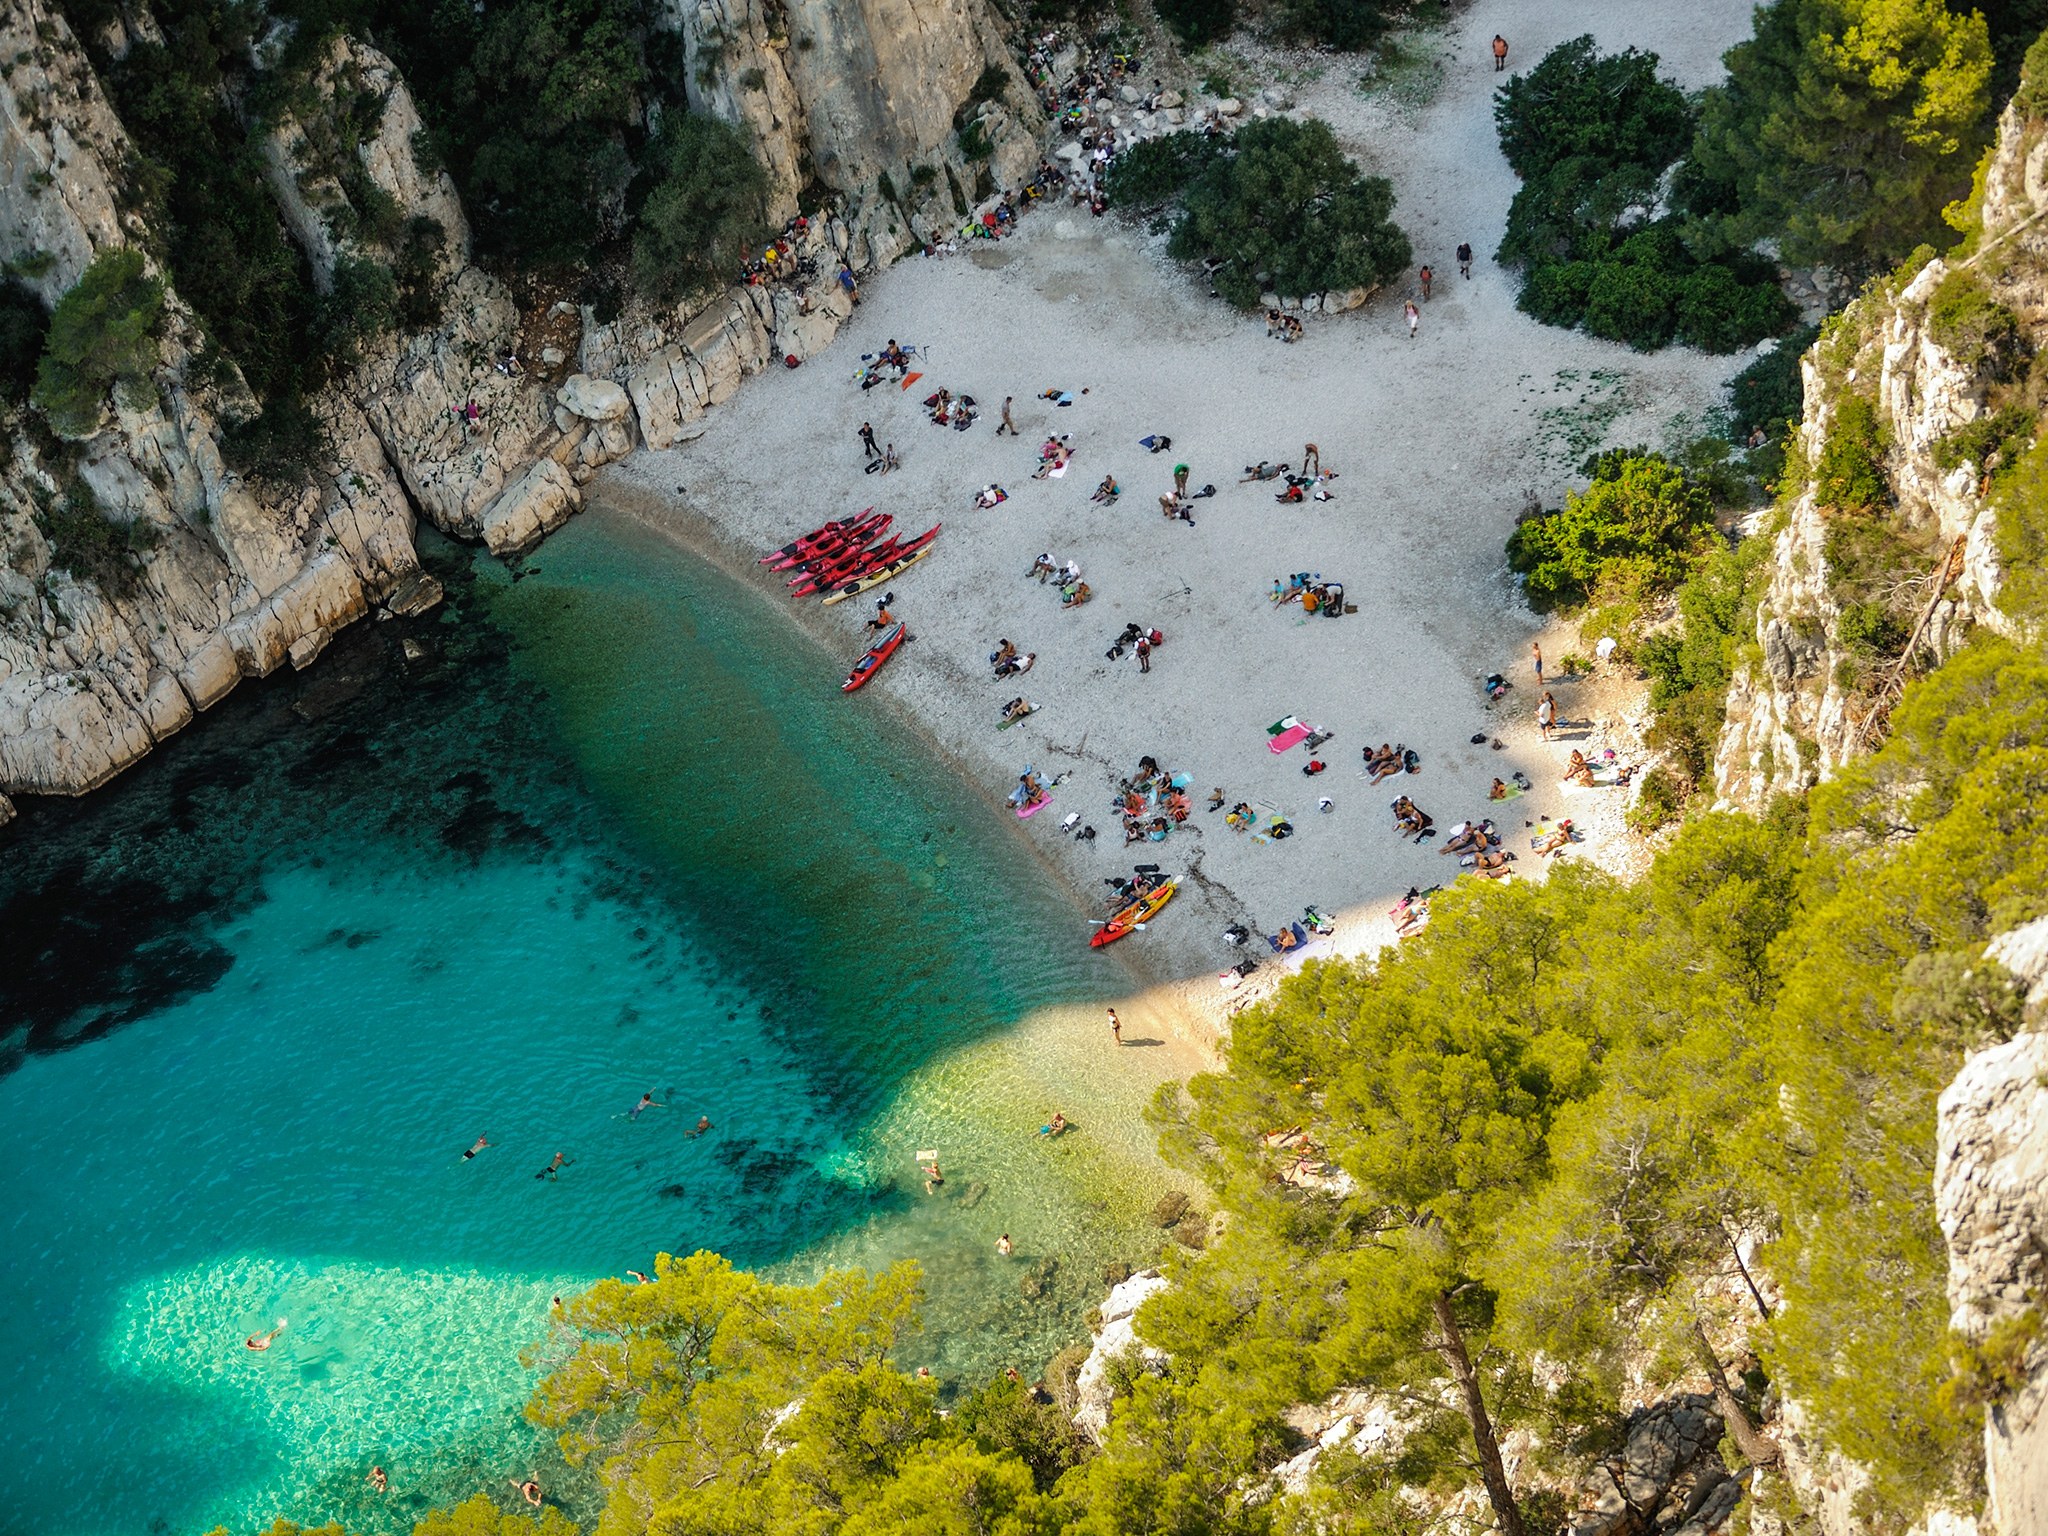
[0,505,1184,1536]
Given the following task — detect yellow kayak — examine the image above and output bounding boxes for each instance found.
[1091,879,1176,948]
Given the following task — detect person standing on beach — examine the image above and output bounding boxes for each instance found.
[1302,443,1320,476]
[1532,642,1544,684]
[1173,462,1190,498]
[1492,34,1509,70]
[1135,636,1152,673]
[1419,265,1434,300]
[1457,242,1473,279]
[998,396,1017,436]
[1537,690,1556,742]
[1109,1008,1122,1045]
[859,422,879,460]
[1404,300,1420,340]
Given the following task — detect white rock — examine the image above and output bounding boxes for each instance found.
[557,373,632,422]
[1072,1271,1171,1443]
[1217,97,1242,116]
[540,345,567,366]
[1057,140,1084,161]
[1156,89,1183,109]
[479,459,581,556]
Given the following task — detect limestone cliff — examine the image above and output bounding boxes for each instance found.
[1713,98,2046,809]
[0,0,1041,807]
[1935,917,2048,1536]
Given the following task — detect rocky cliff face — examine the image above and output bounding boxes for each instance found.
[1713,99,2046,809]
[1935,917,2048,1536]
[0,0,1040,810]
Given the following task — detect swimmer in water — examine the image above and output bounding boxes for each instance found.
[629,1092,663,1120]
[1048,1111,1067,1135]
[689,1116,712,1137]
[463,1135,491,1160]
[368,1466,388,1493]
[535,1152,570,1181]
[997,1234,1013,1256]
[244,1318,287,1351]
[627,1270,650,1284]
[925,1161,944,1193]
[512,1477,543,1509]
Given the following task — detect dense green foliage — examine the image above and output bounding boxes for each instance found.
[1637,544,1753,787]
[1506,449,1718,611]
[1726,327,1816,446]
[1156,0,1236,47]
[1160,119,1410,308]
[31,248,165,437]
[1495,38,1791,352]
[0,278,50,406]
[631,113,771,300]
[1682,0,1993,277]
[32,476,162,593]
[1814,391,1890,512]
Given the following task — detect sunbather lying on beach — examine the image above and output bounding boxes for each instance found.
[1365,744,1403,783]
[1440,821,1495,855]
[1534,819,1576,856]
[1141,434,1173,453]
[1469,849,1516,878]
[1241,461,1289,482]
[995,651,1035,678]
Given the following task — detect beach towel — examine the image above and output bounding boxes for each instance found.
[1270,723,1312,753]
[1017,793,1052,819]
[900,371,924,390]
[1046,462,1069,478]
[1266,922,1309,953]
[1267,715,1300,736]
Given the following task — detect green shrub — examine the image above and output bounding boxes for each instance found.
[1496,37,1789,355]
[1507,451,1717,610]
[1166,118,1410,307]
[630,112,767,301]
[1926,267,2026,375]
[315,253,398,369]
[32,247,165,437]
[1156,0,1235,46]
[1626,765,1686,832]
[1638,545,1751,783]
[1270,0,1397,51]
[35,477,160,592]
[1725,326,1817,445]
[1813,392,1889,512]
[0,277,48,406]
[224,392,327,487]
[1836,599,1911,656]
[1101,132,1224,209]
[1584,258,1678,349]
[1931,403,2032,477]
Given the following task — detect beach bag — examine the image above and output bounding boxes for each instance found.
[1147,628,1164,645]
[784,353,800,368]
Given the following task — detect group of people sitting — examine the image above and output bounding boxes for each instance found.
[1441,819,1514,878]
[1364,743,1416,784]
[856,338,914,390]
[1391,795,1435,840]
[1273,470,1337,505]
[989,639,1036,678]
[1270,573,1343,614]
[1115,756,1190,844]
[1028,552,1082,587]
[1034,434,1074,477]
[923,388,978,428]
[1264,310,1306,343]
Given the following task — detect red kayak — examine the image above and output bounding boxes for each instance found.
[783,516,896,580]
[760,508,880,566]
[788,535,906,597]
[817,524,941,603]
[843,622,908,692]
[764,510,888,571]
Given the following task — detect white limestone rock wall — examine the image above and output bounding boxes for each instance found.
[1070,1269,1170,1444]
[0,0,421,798]
[1714,100,2048,810]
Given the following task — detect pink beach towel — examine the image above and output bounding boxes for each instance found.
[1269,724,1312,754]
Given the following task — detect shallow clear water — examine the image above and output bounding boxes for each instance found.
[0,508,1177,1536]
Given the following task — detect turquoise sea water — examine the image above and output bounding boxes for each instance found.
[0,508,1177,1536]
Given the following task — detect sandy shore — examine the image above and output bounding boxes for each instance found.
[592,0,1758,1034]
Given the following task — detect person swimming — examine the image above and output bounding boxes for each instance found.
[626,1270,650,1284]
[512,1477,543,1509]
[997,1234,1013,1256]
[462,1135,490,1160]
[629,1092,663,1120]
[689,1116,712,1137]
[368,1466,388,1493]
[535,1152,570,1181]
[244,1318,287,1351]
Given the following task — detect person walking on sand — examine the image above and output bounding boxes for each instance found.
[1492,33,1509,70]
[1302,442,1320,476]
[1532,642,1544,684]
[1537,690,1556,742]
[859,422,879,460]
[997,396,1017,436]
[1458,241,1473,279]
[1109,1008,1122,1045]
[1404,300,1420,340]
[1419,264,1434,300]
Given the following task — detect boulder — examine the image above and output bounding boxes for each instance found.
[1324,286,1369,314]
[479,458,580,556]
[557,373,632,422]
[1071,1270,1171,1443]
[1156,88,1183,109]
[1217,96,1243,116]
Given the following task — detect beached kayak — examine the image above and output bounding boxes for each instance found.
[1090,879,1176,948]
[819,528,939,605]
[843,622,908,692]
[764,510,887,570]
[760,508,876,565]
